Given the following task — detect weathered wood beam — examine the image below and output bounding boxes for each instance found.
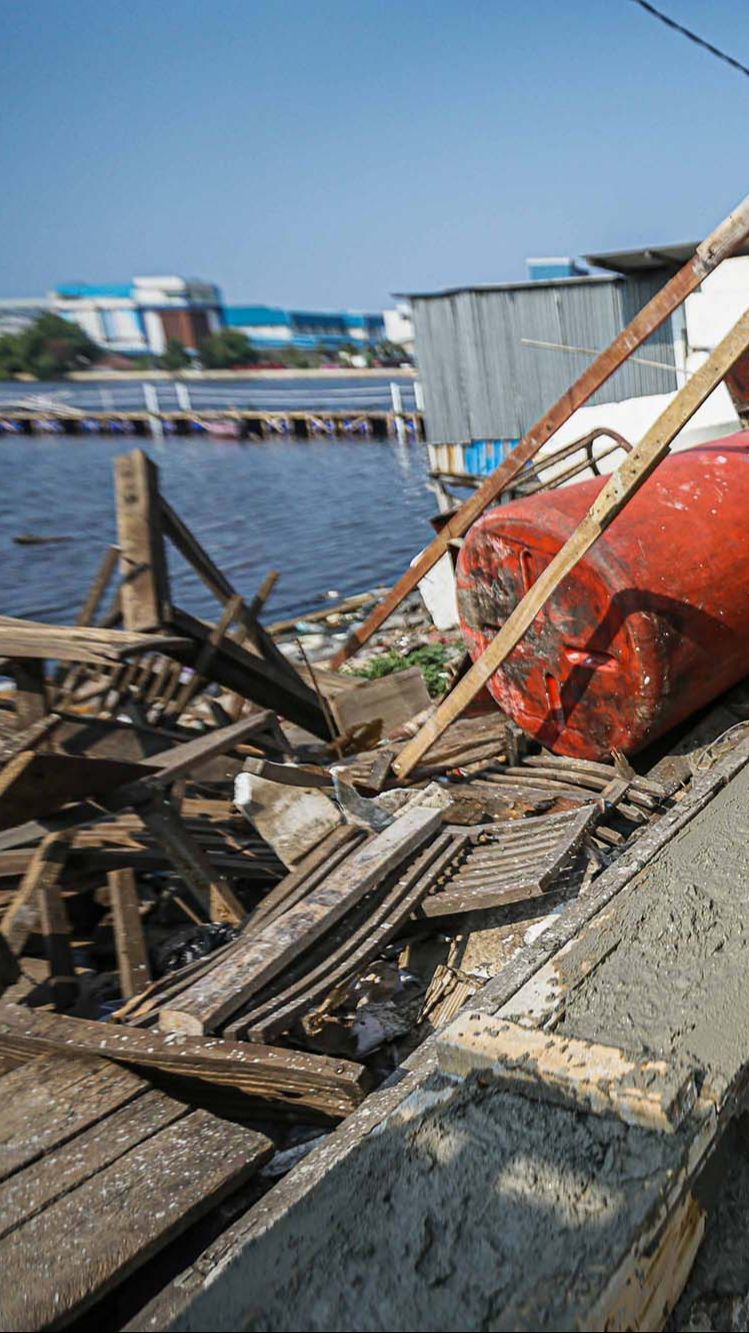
[159,805,442,1035]
[114,449,170,631]
[108,867,152,997]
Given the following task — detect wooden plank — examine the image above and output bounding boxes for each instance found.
[165,594,243,721]
[246,824,363,932]
[0,1003,370,1118]
[436,1012,696,1133]
[393,306,749,779]
[138,798,245,924]
[0,1109,272,1331]
[0,1087,186,1242]
[167,606,331,740]
[0,1053,147,1181]
[160,805,443,1035]
[38,878,77,1009]
[330,666,431,737]
[108,868,152,997]
[236,830,459,1042]
[0,751,148,831]
[330,193,749,668]
[0,832,69,956]
[0,618,189,664]
[115,448,170,631]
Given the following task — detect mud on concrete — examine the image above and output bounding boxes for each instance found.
[225,1074,685,1333]
[556,762,749,1095]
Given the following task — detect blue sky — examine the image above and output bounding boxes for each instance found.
[1,1,748,307]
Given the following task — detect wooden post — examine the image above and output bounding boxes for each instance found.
[108,868,152,997]
[330,192,749,668]
[114,450,170,632]
[393,306,749,779]
[38,879,78,1010]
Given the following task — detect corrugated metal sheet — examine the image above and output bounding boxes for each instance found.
[411,273,677,444]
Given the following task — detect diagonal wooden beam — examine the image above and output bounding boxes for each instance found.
[330,191,749,668]
[393,305,749,779]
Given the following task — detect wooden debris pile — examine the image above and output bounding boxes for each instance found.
[0,445,701,1328]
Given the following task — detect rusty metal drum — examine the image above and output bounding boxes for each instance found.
[456,433,749,760]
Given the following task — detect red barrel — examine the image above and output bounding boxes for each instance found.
[456,432,749,760]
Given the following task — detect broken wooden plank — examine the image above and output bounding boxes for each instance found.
[436,1012,696,1133]
[235,830,460,1042]
[159,806,442,1035]
[108,868,152,997]
[234,768,343,868]
[0,832,69,956]
[138,798,245,925]
[115,448,171,631]
[0,1106,272,1331]
[0,750,149,831]
[166,606,331,739]
[394,306,749,778]
[0,618,189,665]
[421,805,597,916]
[331,667,431,737]
[0,1003,370,1118]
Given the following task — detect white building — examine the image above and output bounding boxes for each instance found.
[52,276,223,357]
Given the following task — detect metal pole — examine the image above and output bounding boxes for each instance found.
[391,381,406,445]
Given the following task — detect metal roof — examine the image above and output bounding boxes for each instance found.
[400,274,617,300]
[585,240,749,274]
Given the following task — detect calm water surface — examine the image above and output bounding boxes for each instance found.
[0,435,436,625]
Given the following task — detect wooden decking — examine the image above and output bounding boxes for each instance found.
[0,1051,273,1330]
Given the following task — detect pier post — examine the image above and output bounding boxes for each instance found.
[175,382,192,414]
[390,381,406,445]
[143,384,164,442]
[414,380,425,413]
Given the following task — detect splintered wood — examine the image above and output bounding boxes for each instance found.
[436,1011,696,1132]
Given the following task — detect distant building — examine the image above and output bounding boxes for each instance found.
[223,305,385,352]
[383,303,414,355]
[53,276,223,357]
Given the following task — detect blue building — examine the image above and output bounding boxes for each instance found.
[223,305,385,352]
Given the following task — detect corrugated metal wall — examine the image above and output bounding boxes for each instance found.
[412,273,677,444]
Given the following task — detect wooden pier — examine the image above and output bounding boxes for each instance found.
[0,408,425,442]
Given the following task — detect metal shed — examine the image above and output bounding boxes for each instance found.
[408,271,678,450]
